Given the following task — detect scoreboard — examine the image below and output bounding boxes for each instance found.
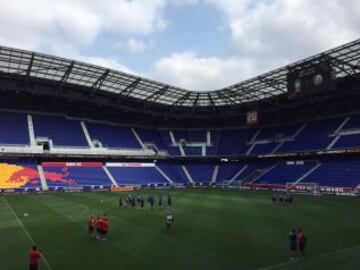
[287,59,333,99]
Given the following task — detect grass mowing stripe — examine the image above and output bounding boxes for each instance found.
[258,245,360,270]
[2,196,54,270]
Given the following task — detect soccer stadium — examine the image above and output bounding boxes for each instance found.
[1,2,360,270]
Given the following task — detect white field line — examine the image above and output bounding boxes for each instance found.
[2,197,53,270]
[258,245,360,270]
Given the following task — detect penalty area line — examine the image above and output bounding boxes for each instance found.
[2,196,53,270]
[258,245,360,270]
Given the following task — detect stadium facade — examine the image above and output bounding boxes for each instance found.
[0,39,360,195]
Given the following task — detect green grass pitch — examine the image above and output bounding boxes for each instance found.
[1,190,360,270]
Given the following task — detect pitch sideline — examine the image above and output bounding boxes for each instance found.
[2,196,54,270]
[258,245,360,270]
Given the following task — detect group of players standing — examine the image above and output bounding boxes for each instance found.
[119,193,175,231]
[119,193,172,209]
[86,193,174,242]
[88,215,109,241]
[272,193,294,205]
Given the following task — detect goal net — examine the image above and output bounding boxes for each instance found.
[286,182,321,195]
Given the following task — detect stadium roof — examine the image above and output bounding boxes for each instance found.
[0,39,359,109]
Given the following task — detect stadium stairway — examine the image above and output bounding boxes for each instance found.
[102,166,118,186]
[37,165,48,190]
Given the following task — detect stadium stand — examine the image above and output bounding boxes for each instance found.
[42,163,112,187]
[254,161,318,185]
[32,114,88,147]
[0,161,42,189]
[1,40,360,194]
[215,129,255,155]
[250,143,279,155]
[135,127,168,151]
[333,134,360,149]
[186,164,214,183]
[216,164,245,183]
[0,111,29,145]
[277,117,344,152]
[86,122,141,149]
[156,163,189,184]
[300,160,360,187]
[107,165,169,186]
[234,162,275,183]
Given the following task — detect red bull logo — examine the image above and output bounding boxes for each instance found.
[0,164,40,189]
[43,167,77,186]
[0,163,77,189]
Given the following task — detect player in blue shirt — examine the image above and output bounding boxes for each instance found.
[289,229,298,260]
[167,193,172,207]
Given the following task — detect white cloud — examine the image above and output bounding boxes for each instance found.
[0,0,359,92]
[0,0,161,80]
[151,51,262,90]
[47,45,138,76]
[0,0,167,52]
[210,0,360,62]
[80,56,138,75]
[116,39,153,54]
[151,0,360,90]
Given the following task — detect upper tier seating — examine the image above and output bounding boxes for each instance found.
[86,122,141,149]
[33,114,88,147]
[215,129,255,155]
[0,111,29,145]
[135,127,168,151]
[277,117,344,152]
[342,114,360,130]
[173,130,207,142]
[5,110,360,159]
[333,134,360,149]
[256,123,300,140]
[183,146,203,156]
[250,143,279,155]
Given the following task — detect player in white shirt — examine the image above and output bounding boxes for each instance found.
[166,213,174,231]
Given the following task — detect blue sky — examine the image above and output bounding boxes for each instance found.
[0,0,359,91]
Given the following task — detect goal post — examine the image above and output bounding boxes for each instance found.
[286,182,321,195]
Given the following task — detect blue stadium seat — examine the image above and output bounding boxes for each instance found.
[0,111,29,145]
[86,122,141,149]
[216,164,245,183]
[300,160,360,187]
[108,166,168,186]
[333,134,360,149]
[156,163,189,183]
[43,166,112,187]
[135,127,168,151]
[278,117,344,152]
[32,114,88,147]
[186,164,214,182]
[255,161,317,185]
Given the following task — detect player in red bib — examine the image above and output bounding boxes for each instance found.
[95,216,102,240]
[102,215,109,241]
[88,216,95,238]
[297,228,307,257]
[28,245,42,270]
